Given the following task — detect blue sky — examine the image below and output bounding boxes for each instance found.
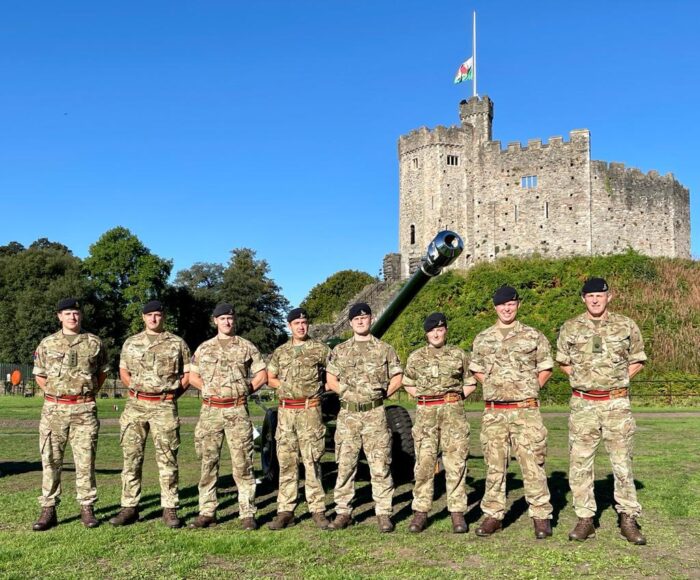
[1,1,698,306]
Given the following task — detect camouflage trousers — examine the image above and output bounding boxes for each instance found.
[569,396,641,518]
[118,399,180,509]
[38,401,99,507]
[334,406,394,516]
[480,407,552,520]
[194,404,256,518]
[412,401,470,513]
[276,406,326,514]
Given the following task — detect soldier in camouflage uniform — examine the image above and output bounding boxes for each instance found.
[109,300,191,529]
[32,298,109,531]
[325,302,403,533]
[402,313,475,534]
[267,307,331,530]
[557,278,647,544]
[470,286,554,539]
[188,303,267,530]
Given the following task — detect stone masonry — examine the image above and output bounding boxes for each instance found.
[391,96,691,280]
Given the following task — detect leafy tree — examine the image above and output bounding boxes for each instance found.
[300,270,376,323]
[218,248,290,353]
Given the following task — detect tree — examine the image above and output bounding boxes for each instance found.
[300,270,377,323]
[218,248,290,353]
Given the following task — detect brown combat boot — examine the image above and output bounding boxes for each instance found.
[241,517,258,531]
[377,515,395,533]
[311,512,330,530]
[109,507,139,527]
[32,507,57,532]
[80,505,99,528]
[408,511,428,533]
[619,514,646,545]
[451,512,468,534]
[162,508,182,529]
[327,514,353,531]
[188,514,217,529]
[533,518,552,539]
[268,511,295,530]
[568,517,596,541]
[475,516,502,537]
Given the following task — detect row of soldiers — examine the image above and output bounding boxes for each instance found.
[30,277,647,544]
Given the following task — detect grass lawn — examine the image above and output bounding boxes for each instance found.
[0,396,699,579]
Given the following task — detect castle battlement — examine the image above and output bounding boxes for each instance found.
[593,160,676,181]
[491,130,590,154]
[398,124,468,156]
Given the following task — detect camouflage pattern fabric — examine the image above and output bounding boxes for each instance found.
[118,331,190,508]
[190,335,266,398]
[267,339,330,399]
[470,321,553,401]
[480,408,552,520]
[194,405,256,518]
[558,311,646,518]
[119,399,180,508]
[555,312,647,392]
[119,331,191,394]
[38,402,99,507]
[326,336,403,403]
[568,395,641,517]
[404,344,473,513]
[33,331,108,508]
[328,337,401,516]
[269,338,330,513]
[334,406,393,516]
[275,406,326,513]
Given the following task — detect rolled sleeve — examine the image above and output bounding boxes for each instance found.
[555,327,571,366]
[386,346,403,377]
[402,355,417,387]
[628,322,647,364]
[180,341,192,373]
[326,351,341,378]
[267,350,280,376]
[32,345,47,376]
[535,333,554,372]
[249,347,267,375]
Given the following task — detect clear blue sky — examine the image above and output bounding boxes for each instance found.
[1,1,698,306]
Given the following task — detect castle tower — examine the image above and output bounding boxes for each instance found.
[459,95,493,143]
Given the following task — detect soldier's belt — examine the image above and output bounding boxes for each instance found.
[340,399,384,412]
[572,388,629,401]
[44,394,95,405]
[416,393,463,406]
[280,398,321,410]
[484,397,540,410]
[202,395,247,408]
[129,389,175,402]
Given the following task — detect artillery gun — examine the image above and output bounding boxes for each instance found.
[258,230,465,486]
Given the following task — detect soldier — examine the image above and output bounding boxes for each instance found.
[470,286,554,539]
[267,307,331,530]
[325,302,403,532]
[557,278,647,544]
[109,300,191,529]
[402,313,475,534]
[188,303,267,530]
[31,298,109,531]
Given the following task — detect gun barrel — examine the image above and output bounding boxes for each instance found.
[371,230,463,339]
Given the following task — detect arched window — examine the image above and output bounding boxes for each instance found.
[410,225,416,245]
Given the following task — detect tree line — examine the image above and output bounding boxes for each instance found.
[0,227,290,370]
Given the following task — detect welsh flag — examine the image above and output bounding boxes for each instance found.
[454,57,473,84]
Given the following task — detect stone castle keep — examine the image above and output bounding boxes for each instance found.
[384,96,691,280]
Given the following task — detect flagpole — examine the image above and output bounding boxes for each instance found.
[473,10,477,97]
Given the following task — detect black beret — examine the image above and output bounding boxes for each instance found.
[142,300,164,314]
[581,277,609,295]
[348,302,372,320]
[493,285,520,306]
[57,297,80,312]
[287,307,308,323]
[212,303,235,318]
[424,312,447,332]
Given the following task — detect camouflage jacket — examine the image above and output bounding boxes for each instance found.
[403,344,474,396]
[556,311,646,391]
[470,321,554,401]
[120,331,191,393]
[268,338,330,399]
[33,331,109,397]
[326,335,403,404]
[190,335,266,398]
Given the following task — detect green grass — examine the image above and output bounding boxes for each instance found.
[1,397,699,578]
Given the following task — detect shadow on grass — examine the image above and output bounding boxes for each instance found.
[593,473,645,526]
[0,461,42,477]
